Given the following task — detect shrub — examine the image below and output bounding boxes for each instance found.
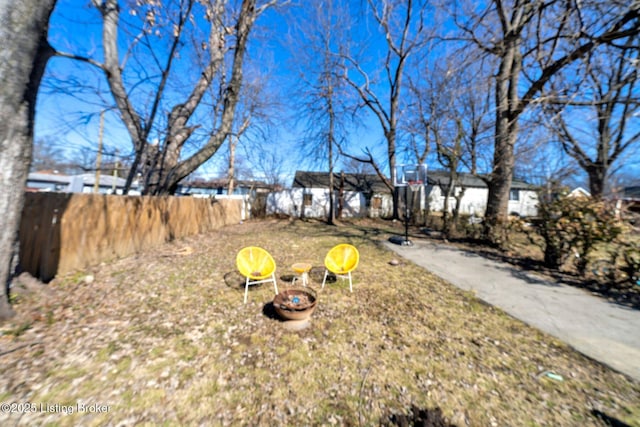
[534,197,623,274]
[620,243,640,286]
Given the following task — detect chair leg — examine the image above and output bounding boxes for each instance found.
[322,270,328,289]
[244,277,250,304]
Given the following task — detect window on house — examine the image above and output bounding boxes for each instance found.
[371,196,382,209]
[303,193,313,206]
[509,189,520,201]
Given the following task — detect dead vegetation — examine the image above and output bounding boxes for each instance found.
[1,218,639,426]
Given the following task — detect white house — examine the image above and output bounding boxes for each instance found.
[567,187,591,199]
[268,170,539,219]
[176,178,273,197]
[176,178,276,220]
[621,182,640,214]
[426,171,539,217]
[267,171,393,218]
[27,171,140,195]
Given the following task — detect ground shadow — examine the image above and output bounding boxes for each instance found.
[280,273,296,283]
[262,301,284,322]
[425,232,640,311]
[223,271,245,290]
[275,217,640,309]
[281,218,400,248]
[590,409,631,427]
[279,263,334,284]
[475,249,640,310]
[381,406,456,427]
[489,263,562,287]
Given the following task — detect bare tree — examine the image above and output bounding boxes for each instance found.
[542,38,640,198]
[408,51,493,234]
[514,129,580,203]
[54,0,277,195]
[241,140,286,187]
[288,0,352,224]
[225,66,280,195]
[452,0,640,244]
[342,156,377,175]
[341,0,431,219]
[30,137,68,172]
[0,0,57,320]
[435,120,466,234]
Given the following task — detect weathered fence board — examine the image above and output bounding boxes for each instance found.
[19,193,241,282]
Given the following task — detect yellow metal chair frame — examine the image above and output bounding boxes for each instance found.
[236,246,278,303]
[322,244,359,292]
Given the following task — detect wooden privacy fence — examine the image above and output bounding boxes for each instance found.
[19,193,242,282]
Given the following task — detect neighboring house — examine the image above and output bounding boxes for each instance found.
[176,178,272,197]
[267,171,393,218]
[426,171,539,217]
[27,171,139,195]
[624,184,640,199]
[621,183,640,213]
[26,171,71,192]
[176,178,277,221]
[267,170,539,219]
[567,187,591,199]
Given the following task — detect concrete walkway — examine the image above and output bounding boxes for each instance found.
[383,239,640,382]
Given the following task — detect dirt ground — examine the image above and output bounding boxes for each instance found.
[1,219,639,426]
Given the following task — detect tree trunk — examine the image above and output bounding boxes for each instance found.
[484,129,516,245]
[227,134,237,196]
[452,187,466,234]
[442,183,452,235]
[484,38,520,246]
[587,165,606,199]
[0,0,57,320]
[388,128,399,220]
[327,87,335,225]
[337,172,344,219]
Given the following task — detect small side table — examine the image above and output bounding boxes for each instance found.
[291,262,312,287]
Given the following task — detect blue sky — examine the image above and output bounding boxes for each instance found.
[36,0,338,184]
[36,1,429,182]
[34,0,639,189]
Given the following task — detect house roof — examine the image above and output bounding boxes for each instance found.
[624,185,640,199]
[179,178,272,190]
[427,170,536,190]
[292,170,537,192]
[27,172,130,190]
[568,187,591,198]
[72,174,127,186]
[292,171,389,193]
[28,171,72,184]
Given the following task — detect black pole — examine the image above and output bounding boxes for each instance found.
[389,184,415,246]
[404,185,409,243]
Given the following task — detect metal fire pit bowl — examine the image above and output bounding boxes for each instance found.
[273,288,317,321]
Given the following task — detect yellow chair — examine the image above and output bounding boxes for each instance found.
[322,244,359,292]
[236,246,278,303]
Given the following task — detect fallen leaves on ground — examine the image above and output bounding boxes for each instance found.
[1,219,639,426]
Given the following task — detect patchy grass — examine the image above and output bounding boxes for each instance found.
[1,218,639,426]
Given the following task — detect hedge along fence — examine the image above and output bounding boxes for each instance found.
[19,193,242,282]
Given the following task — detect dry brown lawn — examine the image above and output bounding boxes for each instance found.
[1,218,639,426]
